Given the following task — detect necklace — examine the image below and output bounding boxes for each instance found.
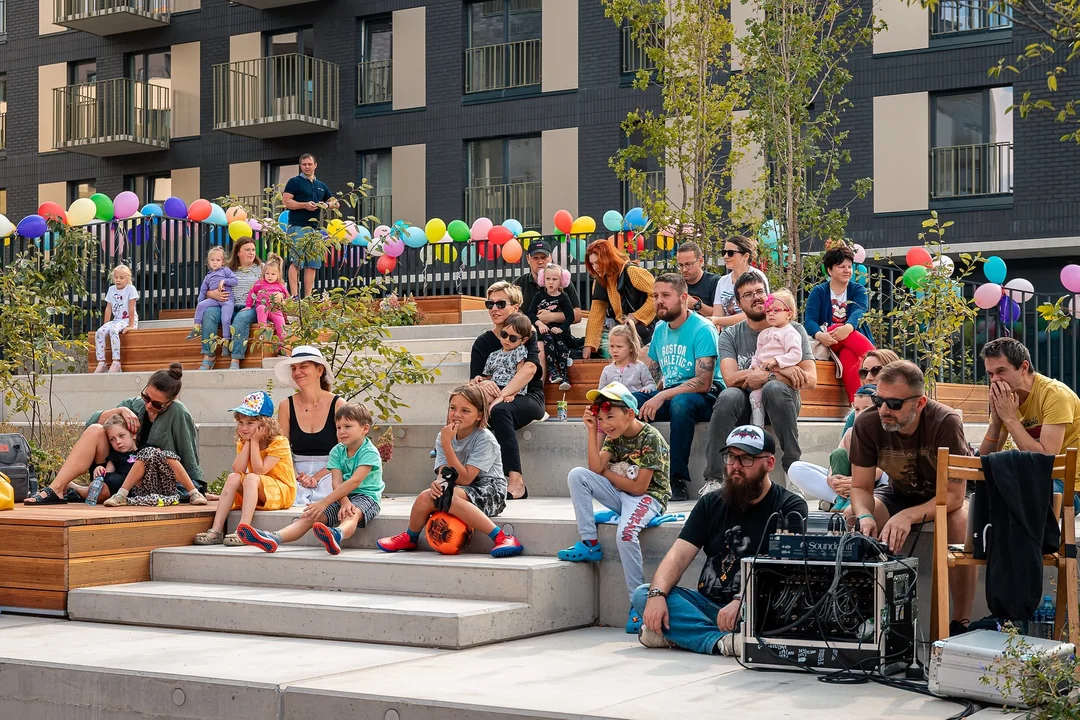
[297,393,323,414]
[719,552,737,583]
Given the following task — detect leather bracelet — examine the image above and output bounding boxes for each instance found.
[985,434,1000,443]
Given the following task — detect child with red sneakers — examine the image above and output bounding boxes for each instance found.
[237,402,383,554]
[377,384,524,557]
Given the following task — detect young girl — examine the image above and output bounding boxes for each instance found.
[99,415,208,507]
[479,312,533,402]
[377,384,524,557]
[749,289,803,426]
[246,254,289,342]
[187,246,238,343]
[598,324,656,395]
[93,265,139,374]
[525,263,575,390]
[193,391,296,546]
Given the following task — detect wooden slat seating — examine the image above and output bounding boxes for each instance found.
[86,320,274,373]
[414,295,488,326]
[930,447,1079,647]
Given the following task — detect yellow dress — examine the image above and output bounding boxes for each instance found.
[232,435,297,510]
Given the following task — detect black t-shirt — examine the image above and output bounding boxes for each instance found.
[283,174,333,227]
[107,448,138,480]
[470,330,544,397]
[679,483,808,605]
[137,417,153,448]
[525,291,575,334]
[686,271,721,312]
[514,271,581,316]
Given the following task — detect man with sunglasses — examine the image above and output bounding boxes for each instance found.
[676,241,720,316]
[848,360,976,635]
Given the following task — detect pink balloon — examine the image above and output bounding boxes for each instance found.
[852,244,866,264]
[344,221,359,241]
[248,218,263,232]
[1062,265,1080,294]
[974,283,1003,310]
[1004,278,1034,304]
[374,224,391,240]
[384,237,405,258]
[471,217,493,241]
[113,191,139,220]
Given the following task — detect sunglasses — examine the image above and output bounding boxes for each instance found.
[485,299,508,310]
[590,400,629,415]
[721,249,743,258]
[500,330,522,343]
[141,388,170,411]
[870,393,922,411]
[858,365,884,380]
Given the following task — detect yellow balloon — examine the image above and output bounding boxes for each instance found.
[228,220,253,241]
[425,218,447,243]
[67,197,97,226]
[327,218,347,240]
[434,244,458,263]
[657,233,674,251]
[518,230,540,251]
[571,216,596,234]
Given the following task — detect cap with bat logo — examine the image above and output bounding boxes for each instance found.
[720,425,776,457]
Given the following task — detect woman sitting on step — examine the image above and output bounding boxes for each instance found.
[197,237,263,371]
[23,363,206,505]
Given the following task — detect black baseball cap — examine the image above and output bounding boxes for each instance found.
[527,239,551,257]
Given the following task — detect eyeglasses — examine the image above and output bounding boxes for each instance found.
[722,452,759,467]
[858,365,884,380]
[739,289,768,301]
[590,400,629,415]
[765,305,791,315]
[500,330,521,343]
[141,388,170,411]
[870,393,922,411]
[485,300,508,310]
[676,260,701,270]
[721,249,743,258]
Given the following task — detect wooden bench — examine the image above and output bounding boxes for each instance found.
[544,361,990,422]
[87,320,274,373]
[414,295,488,325]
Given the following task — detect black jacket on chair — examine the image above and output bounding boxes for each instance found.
[981,450,1059,621]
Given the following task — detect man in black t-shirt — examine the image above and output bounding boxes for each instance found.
[513,239,583,325]
[630,425,807,655]
[677,241,721,317]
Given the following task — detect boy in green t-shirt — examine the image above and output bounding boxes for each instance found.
[238,403,383,555]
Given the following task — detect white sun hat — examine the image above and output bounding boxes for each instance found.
[274,345,335,389]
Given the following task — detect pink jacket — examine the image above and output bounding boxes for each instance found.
[246,279,288,309]
[751,325,803,370]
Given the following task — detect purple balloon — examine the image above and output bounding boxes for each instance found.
[999,296,1022,324]
[17,214,47,238]
[163,196,188,219]
[132,222,154,246]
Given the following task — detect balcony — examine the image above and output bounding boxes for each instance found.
[931,0,1011,36]
[931,142,1013,199]
[53,79,170,157]
[0,113,5,152]
[213,54,339,139]
[357,59,392,106]
[54,0,169,36]
[624,170,664,212]
[357,193,392,225]
[465,180,542,229]
[621,24,659,75]
[464,39,541,94]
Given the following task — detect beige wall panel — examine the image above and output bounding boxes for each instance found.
[38,63,67,153]
[541,128,577,235]
[230,32,262,64]
[39,0,66,36]
[542,0,578,93]
[229,162,263,198]
[731,0,763,70]
[38,182,67,208]
[173,0,200,13]
[391,145,426,226]
[731,109,764,223]
[874,0,929,54]
[392,7,426,110]
[172,167,201,204]
[171,42,201,138]
[873,92,929,213]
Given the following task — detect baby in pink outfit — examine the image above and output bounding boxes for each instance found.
[246,254,289,341]
[749,289,802,426]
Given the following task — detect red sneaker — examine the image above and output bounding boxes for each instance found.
[491,534,524,558]
[377,531,418,553]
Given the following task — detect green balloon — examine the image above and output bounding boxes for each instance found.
[902,265,928,290]
[447,219,471,243]
[91,193,114,222]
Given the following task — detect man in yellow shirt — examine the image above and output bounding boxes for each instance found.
[979,338,1080,509]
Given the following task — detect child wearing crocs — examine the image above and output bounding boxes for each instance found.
[237,402,383,554]
[194,391,296,547]
[377,383,524,557]
[559,381,671,632]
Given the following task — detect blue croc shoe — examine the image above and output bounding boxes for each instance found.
[558,540,602,563]
[626,606,643,634]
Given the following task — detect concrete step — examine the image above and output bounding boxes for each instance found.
[387,322,492,340]
[462,309,491,323]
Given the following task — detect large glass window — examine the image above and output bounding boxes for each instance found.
[267,28,314,57]
[357,17,393,105]
[69,60,97,85]
[125,174,172,206]
[67,180,97,206]
[358,150,392,224]
[931,0,1011,36]
[465,0,542,93]
[932,88,1013,199]
[465,136,542,228]
[129,50,171,82]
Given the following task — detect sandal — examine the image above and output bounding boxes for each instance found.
[198,358,214,371]
[229,360,240,370]
[223,533,244,547]
[193,528,223,545]
[23,486,67,505]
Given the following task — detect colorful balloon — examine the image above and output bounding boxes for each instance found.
[902,265,927,290]
[488,225,513,245]
[433,243,458,264]
[326,218,347,240]
[68,198,97,226]
[188,199,213,222]
[984,256,1007,285]
[207,204,228,226]
[1004,278,1034,304]
[567,237,588,262]
[0,214,13,238]
[376,254,397,275]
[141,203,163,218]
[228,220,253,241]
[501,219,523,237]
[90,193,114,222]
[17,215,47,238]
[38,202,67,224]
[852,243,866,264]
[470,217,493,241]
[570,216,596,235]
[935,255,955,277]
[374,224,391,240]
[425,218,447,243]
[553,209,573,235]
[113,191,139,220]
[603,210,624,233]
[163,196,187,219]
[501,238,523,263]
[225,206,248,223]
[904,247,932,268]
[519,230,540,251]
[1061,265,1080,294]
[974,282,1003,309]
[447,219,471,243]
[624,207,646,230]
[353,226,371,247]
[384,237,405,258]
[249,218,264,232]
[404,225,427,248]
[855,264,868,286]
[278,211,290,230]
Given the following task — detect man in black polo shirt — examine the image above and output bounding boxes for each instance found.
[282,153,338,298]
[677,241,721,317]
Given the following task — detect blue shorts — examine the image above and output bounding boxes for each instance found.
[287,225,324,269]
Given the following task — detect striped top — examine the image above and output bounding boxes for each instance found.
[231,265,262,306]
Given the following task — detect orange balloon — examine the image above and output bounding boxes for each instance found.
[226,206,248,223]
[501,238,523,263]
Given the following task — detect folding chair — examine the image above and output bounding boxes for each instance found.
[930,447,1079,647]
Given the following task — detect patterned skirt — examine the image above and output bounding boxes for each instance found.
[128,447,182,506]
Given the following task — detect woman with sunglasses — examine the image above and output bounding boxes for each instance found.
[581,239,657,360]
[711,235,770,330]
[469,282,546,500]
[842,349,901,436]
[24,363,205,505]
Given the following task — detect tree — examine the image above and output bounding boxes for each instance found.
[732,0,881,289]
[603,0,745,247]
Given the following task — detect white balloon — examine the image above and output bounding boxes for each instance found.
[0,213,13,237]
[1069,296,1080,318]
[1004,278,1035,304]
[935,255,955,277]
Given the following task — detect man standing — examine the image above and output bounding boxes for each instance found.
[282,153,338,299]
[631,426,807,655]
[676,241,720,317]
[513,239,583,325]
[848,360,976,635]
[705,272,816,480]
[979,337,1080,507]
[638,273,723,502]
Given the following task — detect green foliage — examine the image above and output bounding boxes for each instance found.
[980,623,1080,718]
[1038,296,1075,332]
[860,213,980,395]
[0,224,96,480]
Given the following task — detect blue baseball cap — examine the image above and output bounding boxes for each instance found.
[229,391,274,418]
[585,382,640,414]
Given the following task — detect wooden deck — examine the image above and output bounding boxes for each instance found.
[415,295,487,325]
[0,504,215,615]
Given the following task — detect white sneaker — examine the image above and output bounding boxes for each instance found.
[718,632,743,657]
[638,626,676,649]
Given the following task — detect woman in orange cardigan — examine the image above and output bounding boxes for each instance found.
[581,239,657,360]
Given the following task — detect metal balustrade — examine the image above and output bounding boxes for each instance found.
[464,39,541,93]
[931,142,1013,199]
[213,54,340,138]
[54,0,169,34]
[53,79,170,156]
[357,59,392,105]
[931,0,1011,35]
[621,24,659,74]
[357,193,392,226]
[464,180,542,230]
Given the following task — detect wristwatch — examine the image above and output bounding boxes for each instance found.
[646,588,668,599]
[767,372,777,383]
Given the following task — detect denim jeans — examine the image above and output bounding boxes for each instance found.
[200,304,256,360]
[631,390,717,484]
[631,584,727,655]
[705,382,802,478]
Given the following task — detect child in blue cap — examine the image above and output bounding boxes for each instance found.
[559,381,671,632]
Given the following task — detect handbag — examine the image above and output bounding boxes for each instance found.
[809,339,843,379]
[0,471,13,511]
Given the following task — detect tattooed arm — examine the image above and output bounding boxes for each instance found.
[646,356,715,404]
[643,355,665,391]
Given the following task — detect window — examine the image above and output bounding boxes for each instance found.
[465,0,542,94]
[127,50,172,140]
[621,22,660,76]
[125,174,172,206]
[0,189,6,216]
[69,60,97,85]
[619,133,663,213]
[267,28,314,57]
[358,151,392,224]
[0,0,7,39]
[267,160,298,190]
[931,87,1013,199]
[357,17,393,105]
[129,50,171,82]
[465,136,541,228]
[0,74,6,152]
[67,180,96,206]
[931,0,1011,36]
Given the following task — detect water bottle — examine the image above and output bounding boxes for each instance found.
[1040,595,1056,639]
[86,477,105,506]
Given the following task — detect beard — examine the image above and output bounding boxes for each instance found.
[880,406,918,433]
[743,304,766,322]
[656,302,684,322]
[721,466,769,512]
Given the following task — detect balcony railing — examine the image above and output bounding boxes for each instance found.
[53,78,170,157]
[357,59,392,105]
[0,113,5,152]
[213,54,340,139]
[621,24,659,74]
[931,0,1011,35]
[464,39,541,94]
[931,142,1013,199]
[624,170,664,212]
[358,193,392,225]
[465,180,542,229]
[0,0,7,36]
[54,0,170,35]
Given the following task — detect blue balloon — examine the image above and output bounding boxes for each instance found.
[132,222,154,246]
[984,255,1007,285]
[624,207,646,230]
[141,203,163,217]
[855,263,868,286]
[207,204,227,226]
[352,226,371,247]
[760,219,782,248]
[17,214,47,238]
[502,219,523,237]
[602,210,624,233]
[278,211,290,231]
[403,225,428,248]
